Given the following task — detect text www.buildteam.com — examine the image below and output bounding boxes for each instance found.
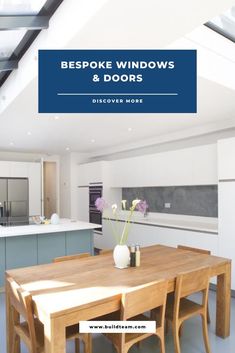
[79,321,156,333]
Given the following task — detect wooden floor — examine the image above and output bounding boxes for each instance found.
[0,290,234,353]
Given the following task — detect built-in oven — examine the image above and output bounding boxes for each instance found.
[89,184,103,208]
[89,184,103,232]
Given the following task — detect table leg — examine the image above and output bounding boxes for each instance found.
[44,316,66,353]
[5,277,20,353]
[216,263,231,338]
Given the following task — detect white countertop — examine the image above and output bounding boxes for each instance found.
[103,212,218,234]
[0,219,101,238]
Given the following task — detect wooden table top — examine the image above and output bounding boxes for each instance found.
[6,245,231,318]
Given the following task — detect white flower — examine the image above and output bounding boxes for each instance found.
[131,199,141,210]
[121,200,127,210]
[112,204,118,214]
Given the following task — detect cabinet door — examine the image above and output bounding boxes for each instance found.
[38,233,66,264]
[0,238,5,287]
[0,161,11,177]
[28,163,41,216]
[77,187,89,221]
[6,235,37,270]
[10,162,28,177]
[218,138,235,180]
[66,230,93,255]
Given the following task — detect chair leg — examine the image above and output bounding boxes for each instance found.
[75,338,80,353]
[179,322,184,338]
[159,336,166,353]
[201,314,211,353]
[11,331,20,353]
[207,305,211,324]
[84,333,92,353]
[172,324,181,353]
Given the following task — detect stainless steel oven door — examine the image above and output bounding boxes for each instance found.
[89,208,102,231]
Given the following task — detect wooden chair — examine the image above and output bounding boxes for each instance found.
[99,249,112,255]
[7,277,92,353]
[53,252,90,263]
[98,280,168,353]
[165,267,211,353]
[177,245,211,323]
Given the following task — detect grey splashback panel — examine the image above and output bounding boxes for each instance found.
[122,185,218,217]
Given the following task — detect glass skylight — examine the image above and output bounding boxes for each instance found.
[207,6,235,42]
[0,30,27,59]
[0,0,46,15]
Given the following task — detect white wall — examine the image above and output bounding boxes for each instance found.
[60,152,89,219]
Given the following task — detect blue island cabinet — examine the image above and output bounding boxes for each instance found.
[0,238,5,287]
[0,229,94,288]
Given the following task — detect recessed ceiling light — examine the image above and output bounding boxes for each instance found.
[27,131,32,136]
[54,116,60,120]
[127,127,133,132]
[91,139,95,143]
[9,142,14,146]
[65,147,70,151]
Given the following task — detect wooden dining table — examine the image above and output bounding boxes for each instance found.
[5,245,231,353]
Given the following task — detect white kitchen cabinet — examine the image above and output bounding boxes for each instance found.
[10,162,28,177]
[28,163,41,216]
[192,145,217,184]
[77,186,89,222]
[109,144,217,187]
[218,181,235,290]
[218,137,235,180]
[78,161,106,186]
[0,161,11,177]
[99,219,219,254]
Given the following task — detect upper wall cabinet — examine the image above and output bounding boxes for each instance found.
[218,137,235,180]
[0,161,11,177]
[9,162,29,177]
[78,161,107,186]
[109,144,217,187]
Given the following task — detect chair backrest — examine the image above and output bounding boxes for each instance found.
[99,249,112,255]
[8,277,37,353]
[121,279,168,321]
[177,245,211,255]
[53,252,90,263]
[173,267,210,320]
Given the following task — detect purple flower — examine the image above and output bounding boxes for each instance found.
[95,197,107,212]
[136,200,149,214]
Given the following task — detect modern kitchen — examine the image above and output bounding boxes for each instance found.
[0,1,235,353]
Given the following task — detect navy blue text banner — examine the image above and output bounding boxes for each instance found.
[38,49,197,113]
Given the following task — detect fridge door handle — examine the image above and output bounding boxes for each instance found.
[8,201,12,218]
[4,201,8,217]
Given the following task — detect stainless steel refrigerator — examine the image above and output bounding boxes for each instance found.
[0,178,29,226]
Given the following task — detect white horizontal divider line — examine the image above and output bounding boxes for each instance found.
[57,93,178,96]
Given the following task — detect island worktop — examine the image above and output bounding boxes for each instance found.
[0,219,101,238]
[0,219,100,288]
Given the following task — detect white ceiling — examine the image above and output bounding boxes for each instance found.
[0,0,235,156]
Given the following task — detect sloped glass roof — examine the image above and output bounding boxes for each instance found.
[0,0,64,87]
[0,30,27,59]
[206,6,235,42]
[0,0,46,15]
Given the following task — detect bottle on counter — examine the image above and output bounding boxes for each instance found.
[135,244,140,267]
[130,245,136,267]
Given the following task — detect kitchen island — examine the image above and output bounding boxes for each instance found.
[0,219,101,288]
